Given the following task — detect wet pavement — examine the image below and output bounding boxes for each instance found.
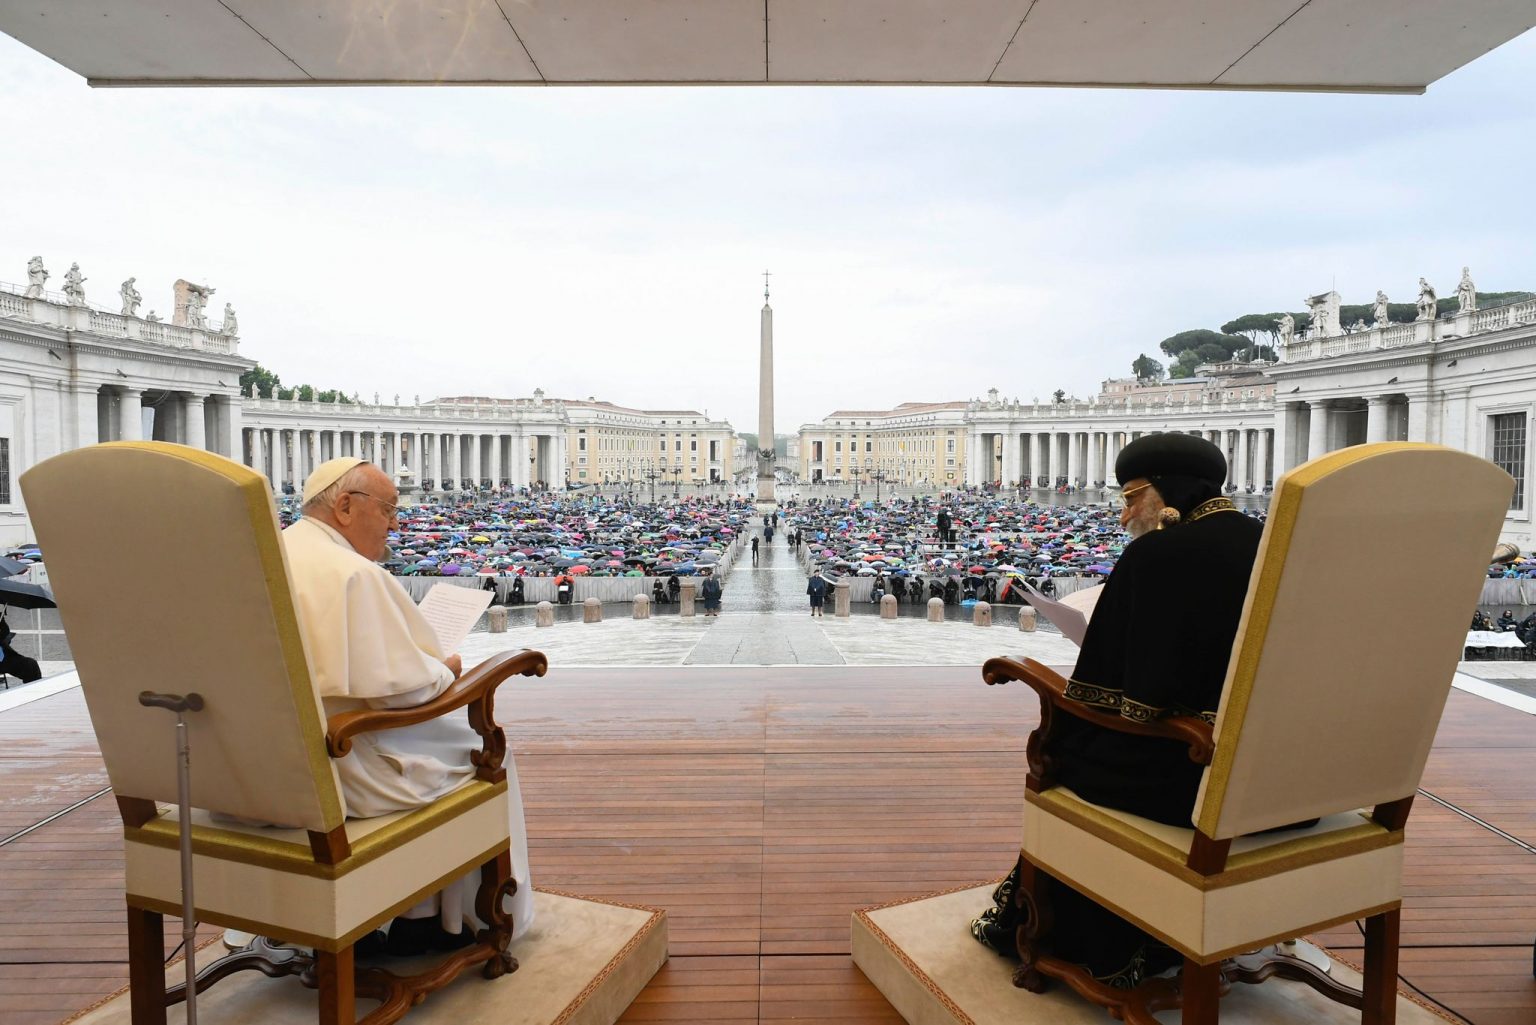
[458,522,1084,667]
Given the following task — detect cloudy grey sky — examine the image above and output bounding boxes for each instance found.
[2,28,1533,432]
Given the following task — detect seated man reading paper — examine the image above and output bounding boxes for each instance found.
[282,457,535,954]
[972,433,1262,988]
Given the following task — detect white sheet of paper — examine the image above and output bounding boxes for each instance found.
[417,584,494,653]
[1022,582,1103,647]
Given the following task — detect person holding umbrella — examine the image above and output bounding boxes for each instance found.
[0,612,41,684]
[0,565,55,685]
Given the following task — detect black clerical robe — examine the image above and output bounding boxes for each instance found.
[972,503,1265,984]
[1054,504,1264,826]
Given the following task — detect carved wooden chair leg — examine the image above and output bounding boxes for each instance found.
[1362,909,1401,1025]
[126,905,168,1025]
[1012,858,1055,994]
[1225,944,1364,1009]
[317,946,356,1025]
[1180,958,1222,1025]
[477,850,519,980]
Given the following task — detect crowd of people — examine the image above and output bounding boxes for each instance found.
[275,489,755,583]
[776,492,1257,606]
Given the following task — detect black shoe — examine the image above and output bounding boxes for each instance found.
[354,930,389,957]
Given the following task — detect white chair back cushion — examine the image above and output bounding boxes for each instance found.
[21,442,344,832]
[1196,444,1512,840]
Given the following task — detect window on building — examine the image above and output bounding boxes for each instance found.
[578,436,586,451]
[865,441,872,452]
[1491,412,1527,509]
[835,441,841,452]
[0,438,8,504]
[946,438,956,454]
[690,440,697,451]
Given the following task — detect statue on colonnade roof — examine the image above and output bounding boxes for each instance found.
[24,256,48,298]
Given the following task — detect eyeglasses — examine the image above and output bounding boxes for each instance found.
[346,491,400,518]
[1120,482,1154,510]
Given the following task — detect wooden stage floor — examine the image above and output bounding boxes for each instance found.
[1,666,1532,1024]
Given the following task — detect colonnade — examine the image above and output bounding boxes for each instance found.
[96,386,242,458]
[241,425,568,494]
[969,426,1278,493]
[1273,394,1419,475]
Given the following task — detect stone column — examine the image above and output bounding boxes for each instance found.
[1272,402,1298,475]
[1002,432,1019,486]
[1105,431,1122,487]
[118,388,143,441]
[1365,397,1392,444]
[1405,395,1429,443]
[184,395,207,451]
[254,427,267,470]
[274,429,289,492]
[491,434,503,485]
[67,384,100,451]
[1306,401,1330,463]
[470,433,482,485]
[1234,429,1250,491]
[1066,432,1083,488]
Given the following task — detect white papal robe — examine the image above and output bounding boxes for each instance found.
[282,517,534,939]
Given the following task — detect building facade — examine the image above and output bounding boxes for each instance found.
[794,289,1536,545]
[0,279,249,544]
[798,401,971,485]
[562,399,735,487]
[1267,293,1536,547]
[0,270,736,543]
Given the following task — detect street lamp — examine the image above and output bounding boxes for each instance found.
[642,462,660,504]
[671,466,683,498]
[873,468,888,503]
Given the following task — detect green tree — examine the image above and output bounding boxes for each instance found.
[1156,329,1249,361]
[1131,354,1165,382]
[1168,351,1201,379]
[238,364,282,398]
[1219,313,1281,347]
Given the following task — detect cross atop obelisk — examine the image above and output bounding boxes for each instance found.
[756,271,776,510]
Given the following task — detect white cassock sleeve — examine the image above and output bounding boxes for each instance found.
[283,519,534,938]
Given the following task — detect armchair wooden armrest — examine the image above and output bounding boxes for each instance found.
[326,648,548,784]
[982,656,1215,792]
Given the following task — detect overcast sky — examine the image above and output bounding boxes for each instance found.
[2,29,1534,433]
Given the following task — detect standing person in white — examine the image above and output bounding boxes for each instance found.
[284,456,535,952]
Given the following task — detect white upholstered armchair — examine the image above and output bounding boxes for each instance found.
[983,443,1513,1025]
[22,442,547,1025]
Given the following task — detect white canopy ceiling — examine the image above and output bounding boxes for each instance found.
[1,1,1532,92]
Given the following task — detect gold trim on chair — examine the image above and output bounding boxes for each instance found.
[128,838,512,953]
[98,442,346,832]
[1197,442,1445,839]
[126,780,505,881]
[1028,788,1403,890]
[1023,850,1402,964]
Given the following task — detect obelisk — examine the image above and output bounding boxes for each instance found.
[756,271,776,510]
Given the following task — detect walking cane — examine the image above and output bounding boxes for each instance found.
[140,690,206,1025]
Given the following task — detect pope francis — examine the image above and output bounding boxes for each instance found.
[284,456,535,952]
